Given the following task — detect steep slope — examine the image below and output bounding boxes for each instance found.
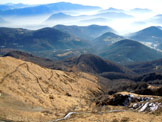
[54,24,115,40]
[99,39,162,64]
[0,56,101,122]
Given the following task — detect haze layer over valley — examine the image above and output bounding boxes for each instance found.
[0,1,162,35]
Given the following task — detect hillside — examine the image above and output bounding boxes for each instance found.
[127,58,162,74]
[54,24,115,40]
[0,27,88,54]
[71,54,133,74]
[93,32,124,48]
[130,26,162,41]
[3,50,57,68]
[99,39,162,64]
[130,26,162,50]
[0,56,162,122]
[0,56,101,122]
[3,51,133,74]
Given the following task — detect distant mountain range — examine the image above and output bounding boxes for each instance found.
[0,2,101,16]
[99,39,162,64]
[130,8,152,13]
[0,25,115,60]
[54,24,115,40]
[46,12,74,21]
[0,3,28,10]
[100,8,125,13]
[96,11,133,19]
[1,25,162,63]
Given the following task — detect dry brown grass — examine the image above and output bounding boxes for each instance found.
[0,57,162,122]
[0,57,101,122]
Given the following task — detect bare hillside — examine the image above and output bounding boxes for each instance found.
[0,57,100,122]
[0,57,161,122]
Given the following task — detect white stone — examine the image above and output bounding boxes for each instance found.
[139,102,149,112]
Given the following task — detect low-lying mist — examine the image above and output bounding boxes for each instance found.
[1,8,162,35]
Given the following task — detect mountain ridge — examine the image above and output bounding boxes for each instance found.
[0,2,101,16]
[54,24,115,40]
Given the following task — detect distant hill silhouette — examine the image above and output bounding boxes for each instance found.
[130,8,152,13]
[46,12,73,21]
[54,24,115,40]
[96,11,133,18]
[0,2,100,16]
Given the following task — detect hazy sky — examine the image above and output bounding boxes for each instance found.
[1,0,162,11]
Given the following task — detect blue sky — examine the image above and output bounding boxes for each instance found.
[1,0,162,12]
